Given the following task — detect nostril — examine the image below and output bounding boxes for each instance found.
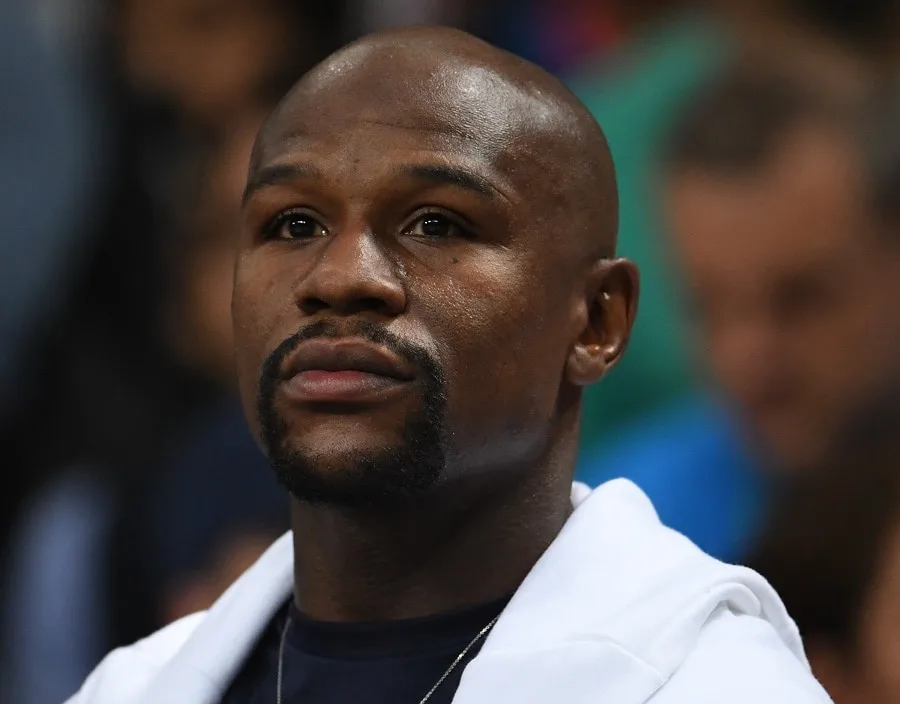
[298,297,329,315]
[358,297,391,313]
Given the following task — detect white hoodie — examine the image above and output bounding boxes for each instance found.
[67,479,832,703]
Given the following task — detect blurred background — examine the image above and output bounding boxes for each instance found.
[2,1,900,702]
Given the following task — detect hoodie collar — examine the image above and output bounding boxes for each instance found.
[140,480,802,704]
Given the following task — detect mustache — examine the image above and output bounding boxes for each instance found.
[255,319,450,506]
[259,320,440,389]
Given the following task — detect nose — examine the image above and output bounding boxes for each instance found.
[294,225,406,318]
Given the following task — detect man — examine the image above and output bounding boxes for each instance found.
[565,0,880,463]
[748,444,900,704]
[664,67,900,474]
[580,63,900,563]
[69,27,829,703]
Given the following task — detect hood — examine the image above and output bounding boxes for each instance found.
[452,478,806,703]
[134,479,805,704]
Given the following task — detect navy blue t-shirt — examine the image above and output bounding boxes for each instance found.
[220,596,509,703]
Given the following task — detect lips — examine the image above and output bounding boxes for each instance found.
[278,338,415,404]
[281,339,415,381]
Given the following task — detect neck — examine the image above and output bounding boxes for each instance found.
[290,444,576,622]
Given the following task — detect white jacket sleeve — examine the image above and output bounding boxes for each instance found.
[65,613,205,704]
[648,610,833,704]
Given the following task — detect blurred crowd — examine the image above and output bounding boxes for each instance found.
[2,0,900,702]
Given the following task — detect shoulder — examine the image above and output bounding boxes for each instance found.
[653,609,832,703]
[65,612,206,704]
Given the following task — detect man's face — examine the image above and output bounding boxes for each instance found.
[233,55,620,505]
[118,0,293,121]
[172,110,265,382]
[667,125,900,472]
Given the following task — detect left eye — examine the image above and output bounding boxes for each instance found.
[407,214,467,239]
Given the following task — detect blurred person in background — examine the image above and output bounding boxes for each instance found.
[0,2,343,701]
[725,0,900,73]
[666,70,895,474]
[162,108,265,382]
[0,124,260,704]
[566,0,899,470]
[130,105,287,632]
[583,65,900,563]
[748,446,900,704]
[0,0,344,516]
[140,398,285,628]
[112,0,340,131]
[0,0,101,539]
[0,3,104,699]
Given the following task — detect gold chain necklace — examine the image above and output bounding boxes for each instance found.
[275,611,500,704]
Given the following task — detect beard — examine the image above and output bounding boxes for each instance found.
[256,320,448,509]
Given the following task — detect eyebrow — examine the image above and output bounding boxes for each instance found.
[241,161,509,205]
[242,163,322,205]
[401,164,502,200]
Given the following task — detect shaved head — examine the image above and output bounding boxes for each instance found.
[250,26,618,257]
[234,26,636,508]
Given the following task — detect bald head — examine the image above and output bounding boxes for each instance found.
[233,27,636,509]
[250,26,618,256]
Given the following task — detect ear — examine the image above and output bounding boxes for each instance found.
[566,258,639,387]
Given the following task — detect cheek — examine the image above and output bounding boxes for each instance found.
[859,589,900,700]
[792,290,894,401]
[852,289,900,366]
[232,254,296,432]
[424,262,571,440]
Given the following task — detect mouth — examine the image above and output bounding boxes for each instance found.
[280,339,415,404]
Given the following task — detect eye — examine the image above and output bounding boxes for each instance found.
[406,213,469,240]
[263,209,327,241]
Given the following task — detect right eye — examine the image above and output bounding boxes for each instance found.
[263,209,327,241]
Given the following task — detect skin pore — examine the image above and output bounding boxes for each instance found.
[233,26,638,622]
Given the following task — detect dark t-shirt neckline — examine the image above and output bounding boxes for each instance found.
[284,594,512,661]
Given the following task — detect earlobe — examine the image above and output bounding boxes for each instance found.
[567,341,609,386]
[565,259,639,387]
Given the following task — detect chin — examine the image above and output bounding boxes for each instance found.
[264,413,447,508]
[258,370,448,508]
[269,443,445,508]
[761,432,828,476]
[285,415,409,454]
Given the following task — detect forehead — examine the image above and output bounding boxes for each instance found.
[252,55,572,191]
[668,125,868,275]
